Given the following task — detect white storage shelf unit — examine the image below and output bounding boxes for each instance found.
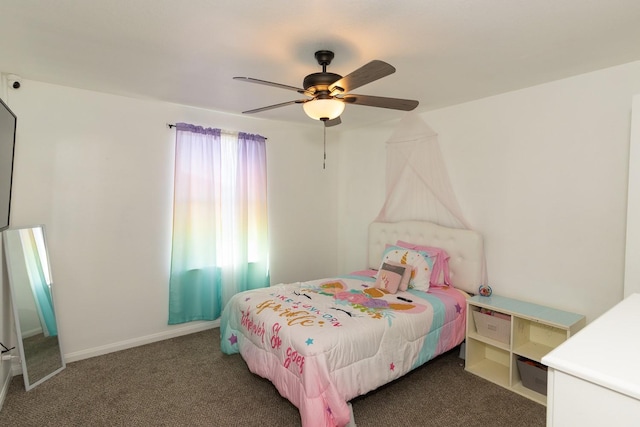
[465,295,585,405]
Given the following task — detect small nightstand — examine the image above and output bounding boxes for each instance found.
[465,294,585,405]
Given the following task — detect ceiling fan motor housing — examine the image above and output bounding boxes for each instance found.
[303,50,342,96]
[303,72,342,94]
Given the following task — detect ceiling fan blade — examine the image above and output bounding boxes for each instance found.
[341,94,419,111]
[234,77,308,95]
[241,99,306,114]
[324,117,342,127]
[328,60,395,94]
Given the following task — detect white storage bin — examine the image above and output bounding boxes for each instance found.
[472,310,511,344]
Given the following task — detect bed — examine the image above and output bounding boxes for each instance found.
[220,221,484,427]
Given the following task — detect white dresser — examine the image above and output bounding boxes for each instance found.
[542,293,640,426]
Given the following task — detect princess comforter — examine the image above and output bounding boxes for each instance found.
[220,273,467,427]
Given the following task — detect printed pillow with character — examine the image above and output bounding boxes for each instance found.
[396,240,451,287]
[379,246,434,291]
[374,261,410,294]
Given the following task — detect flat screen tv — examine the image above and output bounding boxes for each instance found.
[0,97,16,231]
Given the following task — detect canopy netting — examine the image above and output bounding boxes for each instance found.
[375,113,488,284]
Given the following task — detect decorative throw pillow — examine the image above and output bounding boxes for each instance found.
[377,260,411,291]
[379,245,433,291]
[396,240,451,286]
[393,259,412,291]
[374,261,409,294]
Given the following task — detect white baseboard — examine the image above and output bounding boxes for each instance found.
[64,320,219,363]
[0,367,12,412]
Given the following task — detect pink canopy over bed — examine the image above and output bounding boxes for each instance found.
[377,113,487,284]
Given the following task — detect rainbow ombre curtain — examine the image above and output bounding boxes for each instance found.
[169,123,269,324]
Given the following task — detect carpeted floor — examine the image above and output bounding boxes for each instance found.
[1,328,545,426]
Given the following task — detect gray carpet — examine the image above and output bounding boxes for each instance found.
[1,328,545,426]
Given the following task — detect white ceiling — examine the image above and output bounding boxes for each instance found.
[2,0,640,128]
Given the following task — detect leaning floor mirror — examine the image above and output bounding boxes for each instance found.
[3,225,65,390]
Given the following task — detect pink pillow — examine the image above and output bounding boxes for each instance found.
[374,261,410,294]
[390,261,412,291]
[396,240,451,286]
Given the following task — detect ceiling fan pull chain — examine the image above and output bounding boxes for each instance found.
[323,124,326,170]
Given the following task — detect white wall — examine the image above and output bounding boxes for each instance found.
[0,79,339,366]
[0,236,14,405]
[338,60,640,323]
[0,78,17,403]
[624,94,640,297]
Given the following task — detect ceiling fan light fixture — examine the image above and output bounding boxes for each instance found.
[235,50,419,125]
[303,99,345,121]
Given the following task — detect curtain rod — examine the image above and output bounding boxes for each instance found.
[166,123,267,140]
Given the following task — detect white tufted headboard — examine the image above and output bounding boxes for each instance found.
[368,221,485,294]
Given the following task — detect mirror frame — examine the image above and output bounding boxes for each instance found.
[3,224,65,390]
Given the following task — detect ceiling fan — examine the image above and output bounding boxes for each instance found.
[234,50,419,127]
